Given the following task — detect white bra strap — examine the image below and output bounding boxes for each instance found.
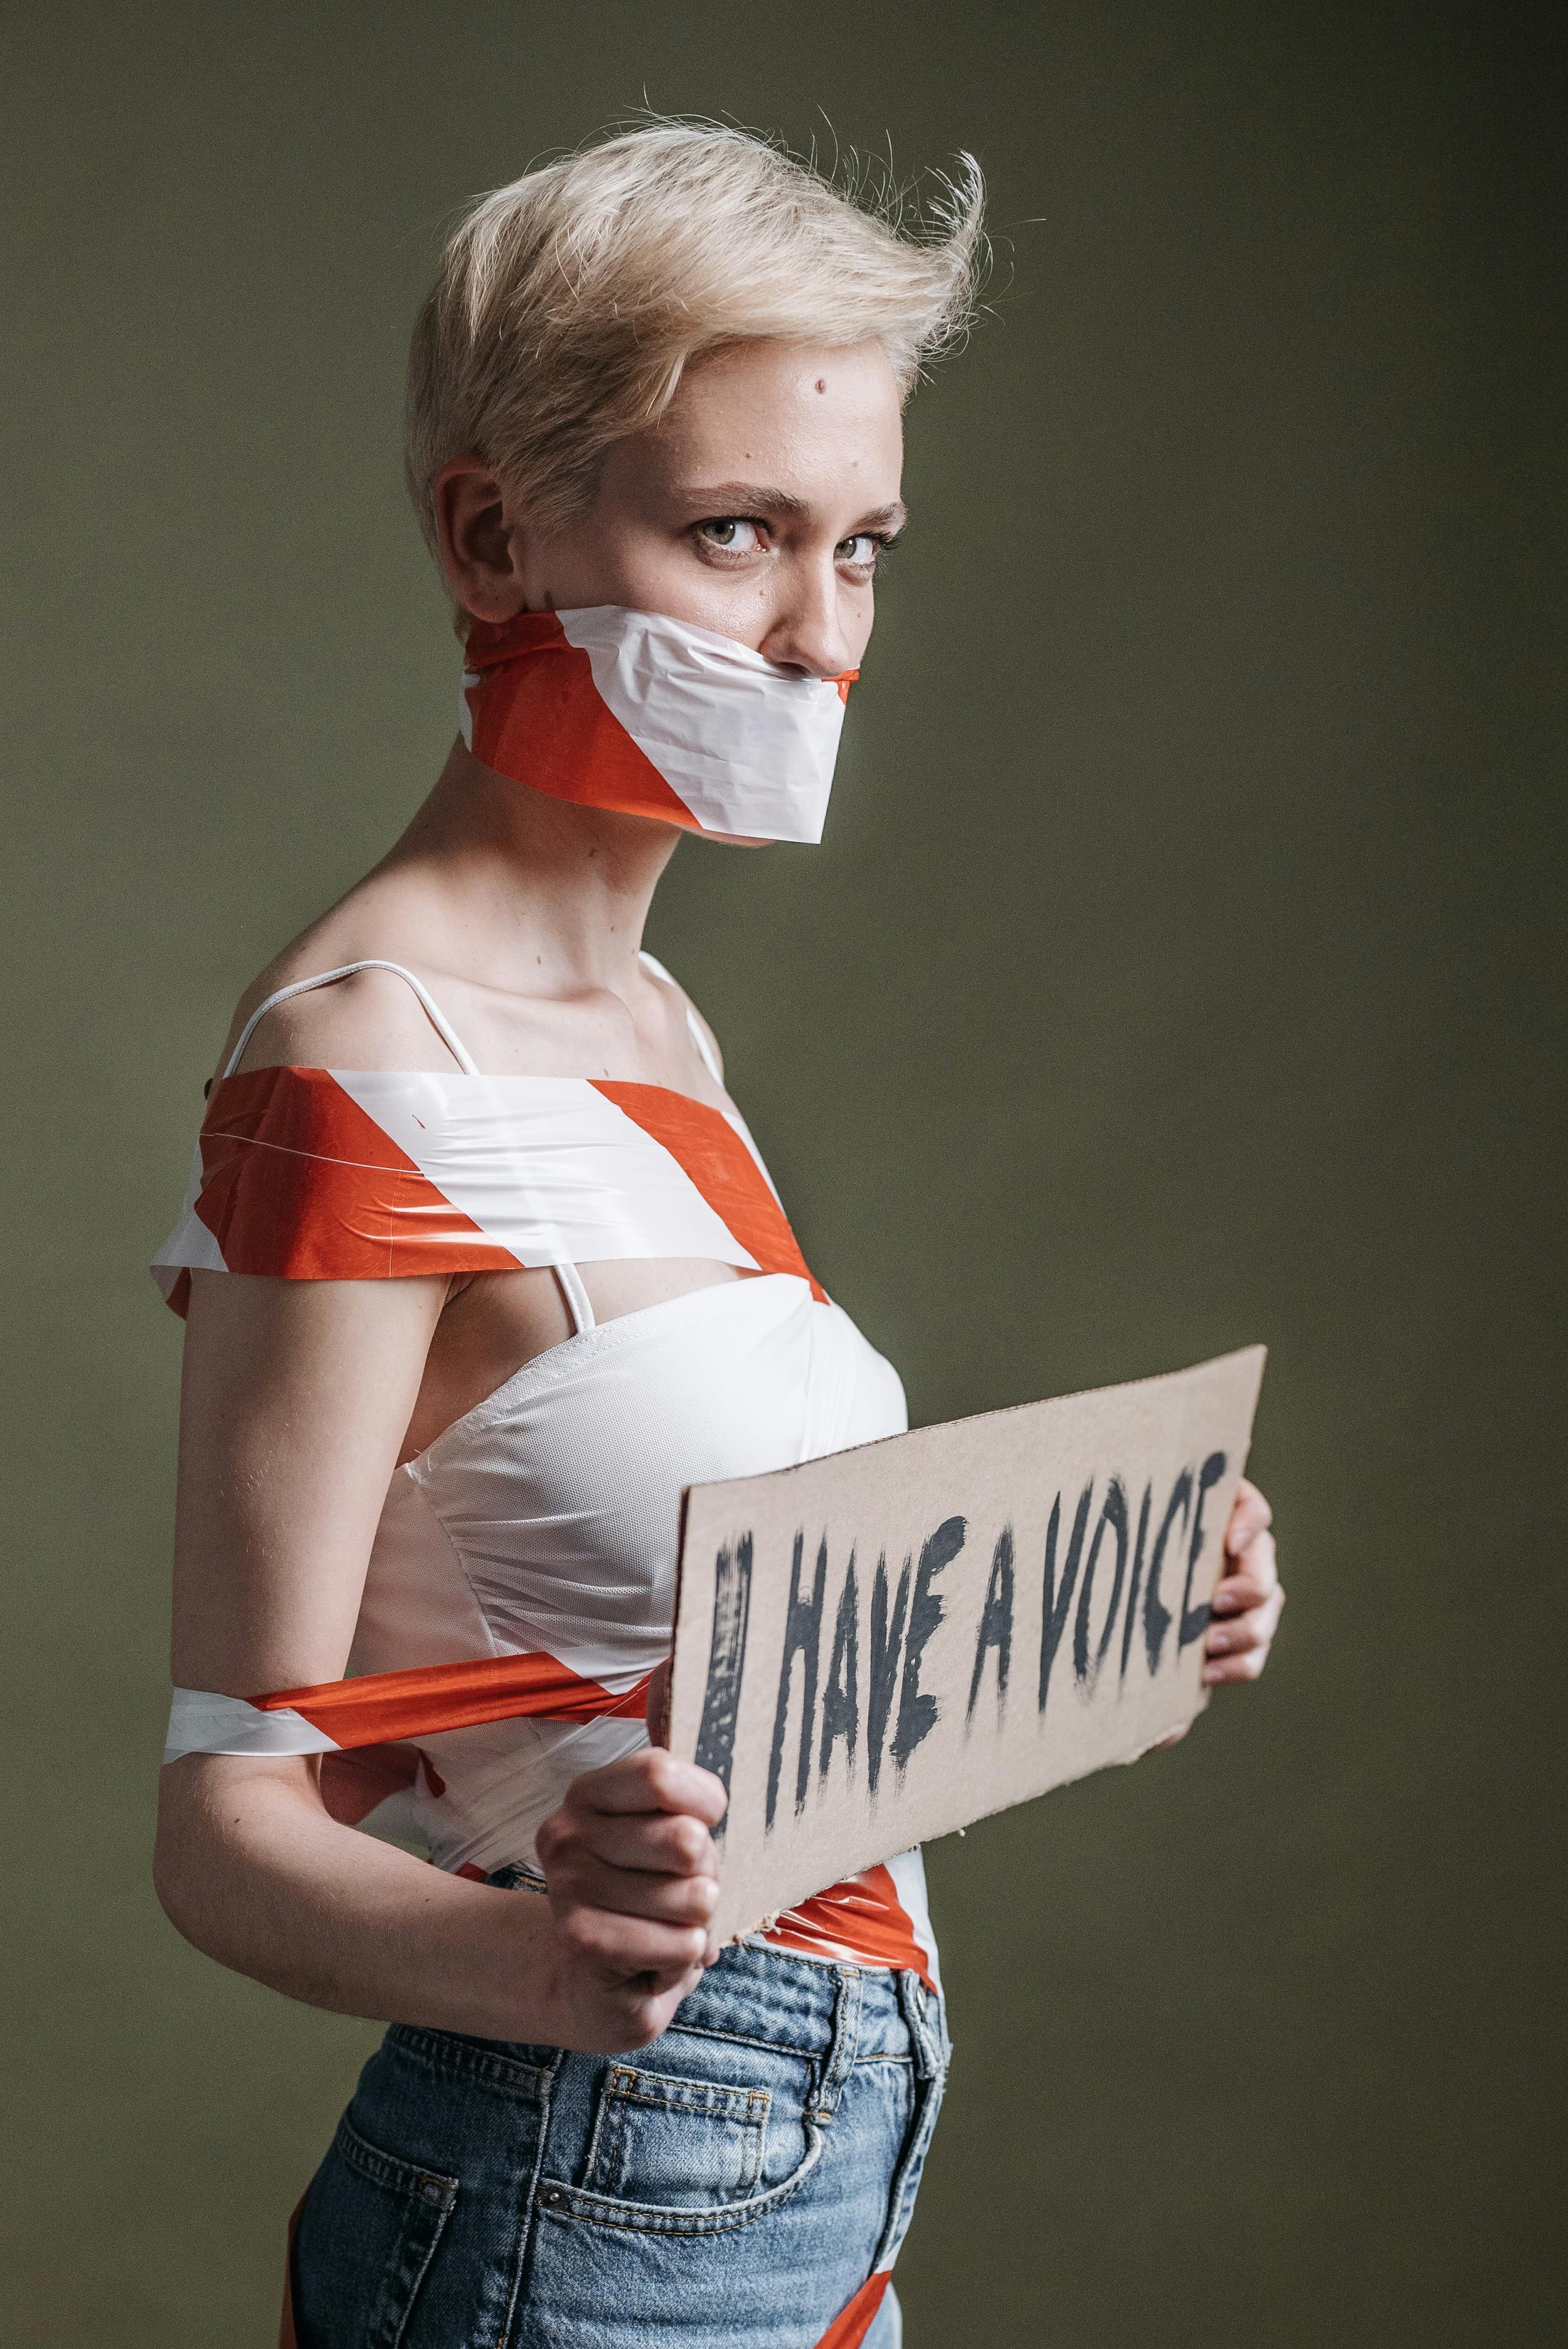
[553,1260,596,1335]
[638,950,722,1086]
[221,960,481,1080]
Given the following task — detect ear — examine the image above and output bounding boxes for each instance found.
[433,456,529,623]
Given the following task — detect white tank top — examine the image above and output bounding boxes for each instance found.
[157,956,937,1983]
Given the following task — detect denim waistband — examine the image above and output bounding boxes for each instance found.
[479,1862,944,2075]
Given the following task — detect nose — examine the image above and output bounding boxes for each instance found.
[757,557,857,680]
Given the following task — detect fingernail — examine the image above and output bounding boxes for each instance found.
[1207,1628,1230,1654]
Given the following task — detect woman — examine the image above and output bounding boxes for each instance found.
[153,124,1284,2349]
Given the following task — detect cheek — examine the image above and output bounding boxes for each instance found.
[612,545,778,651]
[528,509,698,627]
[843,588,876,664]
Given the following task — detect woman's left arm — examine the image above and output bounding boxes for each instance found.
[1203,1477,1285,1684]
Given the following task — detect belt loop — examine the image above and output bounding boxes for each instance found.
[812,1966,863,2125]
[896,1969,944,2081]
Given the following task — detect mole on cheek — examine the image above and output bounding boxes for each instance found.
[815,378,827,394]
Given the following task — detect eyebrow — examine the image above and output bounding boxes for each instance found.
[679,484,909,534]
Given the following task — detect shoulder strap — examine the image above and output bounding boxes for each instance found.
[220,960,480,1081]
[638,950,722,1086]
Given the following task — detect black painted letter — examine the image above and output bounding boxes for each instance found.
[1074,1477,1130,1693]
[1120,1482,1153,1683]
[867,1551,911,1797]
[892,1516,964,1772]
[1143,1469,1192,1677]
[1179,1451,1227,1649]
[766,1534,827,1830]
[693,1534,753,1836]
[818,1553,862,1782]
[1039,1482,1093,1717]
[966,1524,1015,1723]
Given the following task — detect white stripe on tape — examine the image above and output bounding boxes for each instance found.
[163,1688,338,1762]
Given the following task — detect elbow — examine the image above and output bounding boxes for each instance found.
[152,1784,211,1952]
[151,1861,195,1948]
[152,1751,324,1975]
[152,1754,271,1962]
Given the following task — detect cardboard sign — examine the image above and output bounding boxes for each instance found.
[668,1346,1265,1942]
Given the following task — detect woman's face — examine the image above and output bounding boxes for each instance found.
[442,338,906,681]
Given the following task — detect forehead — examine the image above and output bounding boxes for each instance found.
[637,339,904,507]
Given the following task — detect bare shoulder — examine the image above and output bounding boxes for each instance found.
[219,941,463,1083]
[639,951,725,1087]
[683,995,725,1084]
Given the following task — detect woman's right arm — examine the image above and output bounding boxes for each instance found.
[153,1268,725,2053]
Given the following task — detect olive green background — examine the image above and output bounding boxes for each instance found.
[3,3,1562,2342]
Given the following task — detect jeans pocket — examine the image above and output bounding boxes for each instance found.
[295,2112,458,2349]
[584,2064,771,2208]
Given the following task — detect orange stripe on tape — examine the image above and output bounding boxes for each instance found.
[465,611,699,828]
[766,1864,936,1993]
[254,1651,651,1749]
[814,2270,891,2349]
[194,1066,521,1284]
[593,1080,826,1300]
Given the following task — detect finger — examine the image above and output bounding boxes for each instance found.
[1225,1478,1273,1557]
[555,1855,718,1927]
[536,1798,719,1889]
[568,1751,729,1826]
[610,1963,714,2035]
[644,1656,673,1747]
[1203,1588,1284,1680]
[1203,1646,1270,1685]
[571,1810,719,1878]
[608,1951,712,2006]
[1209,1531,1278,1612]
[1148,1723,1190,1752]
[555,1902,712,1980]
[604,1960,708,2012]
[1209,1581,1285,1646]
[1209,1578,1265,1617]
[1204,1595,1276,1657]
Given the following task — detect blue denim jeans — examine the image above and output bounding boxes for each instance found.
[291,1876,948,2348]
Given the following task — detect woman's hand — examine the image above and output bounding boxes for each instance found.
[157,1743,729,2057]
[534,1750,728,2051]
[1202,1477,1284,1684]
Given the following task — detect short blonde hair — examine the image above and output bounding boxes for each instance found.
[405,121,985,552]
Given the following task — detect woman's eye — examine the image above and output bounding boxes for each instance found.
[696,518,765,554]
[836,534,881,571]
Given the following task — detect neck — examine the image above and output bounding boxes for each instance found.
[384,740,683,991]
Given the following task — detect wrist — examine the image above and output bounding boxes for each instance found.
[407,1876,569,2042]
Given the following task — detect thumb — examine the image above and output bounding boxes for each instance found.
[644,1656,673,1748]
